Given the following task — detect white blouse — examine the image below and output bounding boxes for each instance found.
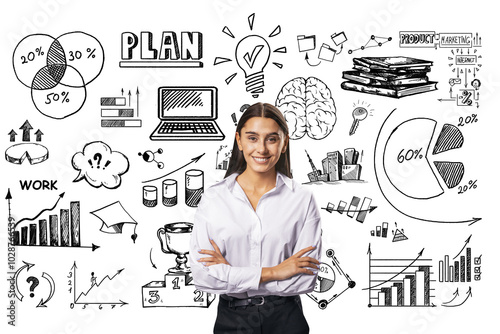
[189,172,322,298]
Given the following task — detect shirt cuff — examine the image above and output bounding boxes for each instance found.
[227,266,261,291]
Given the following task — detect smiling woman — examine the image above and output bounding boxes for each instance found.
[189,102,322,333]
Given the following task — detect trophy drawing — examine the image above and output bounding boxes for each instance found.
[157,222,193,274]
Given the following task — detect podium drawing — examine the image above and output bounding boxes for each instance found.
[142,222,215,308]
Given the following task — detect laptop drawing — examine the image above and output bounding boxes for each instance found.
[150,86,225,141]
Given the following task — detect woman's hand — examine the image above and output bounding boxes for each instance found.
[261,246,319,283]
[198,239,231,267]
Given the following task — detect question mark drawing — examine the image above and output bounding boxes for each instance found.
[26,276,39,298]
[93,153,102,168]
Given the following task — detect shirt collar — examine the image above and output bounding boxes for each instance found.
[224,171,293,192]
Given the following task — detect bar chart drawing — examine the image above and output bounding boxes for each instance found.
[322,196,376,223]
[370,222,408,242]
[439,235,481,282]
[366,244,435,307]
[11,195,99,251]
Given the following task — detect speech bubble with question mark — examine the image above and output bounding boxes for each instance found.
[72,141,129,189]
[26,276,39,298]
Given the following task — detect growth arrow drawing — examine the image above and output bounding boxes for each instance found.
[20,120,33,142]
[142,153,205,183]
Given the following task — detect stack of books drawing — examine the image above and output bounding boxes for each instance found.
[341,56,437,98]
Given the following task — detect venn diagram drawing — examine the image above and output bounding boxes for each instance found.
[12,31,104,120]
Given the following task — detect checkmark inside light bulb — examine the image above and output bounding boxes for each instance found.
[243,45,264,68]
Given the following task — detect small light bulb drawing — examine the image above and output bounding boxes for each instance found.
[235,35,270,98]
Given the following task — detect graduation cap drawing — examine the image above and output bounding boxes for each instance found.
[90,201,138,243]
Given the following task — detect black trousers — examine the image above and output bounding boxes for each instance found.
[214,296,309,334]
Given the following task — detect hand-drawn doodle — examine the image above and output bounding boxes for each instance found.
[297,31,347,65]
[214,13,286,97]
[120,31,203,68]
[399,32,481,49]
[383,119,465,199]
[216,145,231,170]
[142,153,204,183]
[474,255,482,281]
[322,196,375,223]
[101,88,142,127]
[349,100,373,136]
[143,186,158,207]
[370,222,408,242]
[374,108,481,224]
[12,32,104,119]
[142,222,215,308]
[341,56,438,98]
[69,262,128,309]
[72,141,129,189]
[150,87,224,141]
[365,244,434,307]
[350,107,368,136]
[139,148,164,169]
[185,169,204,207]
[304,149,363,183]
[6,120,48,165]
[306,249,355,310]
[437,235,482,306]
[438,235,482,283]
[439,48,483,107]
[399,31,483,106]
[12,261,55,307]
[141,153,204,208]
[9,191,99,251]
[348,35,392,54]
[90,201,138,243]
[276,77,336,140]
[442,286,472,307]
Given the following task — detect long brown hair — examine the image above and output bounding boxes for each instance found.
[224,102,292,178]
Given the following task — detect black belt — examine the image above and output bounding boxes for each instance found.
[220,294,299,308]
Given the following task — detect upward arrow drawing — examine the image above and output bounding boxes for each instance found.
[35,129,44,141]
[136,87,140,117]
[8,130,17,142]
[20,120,33,142]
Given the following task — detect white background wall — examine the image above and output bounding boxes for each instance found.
[1,0,499,333]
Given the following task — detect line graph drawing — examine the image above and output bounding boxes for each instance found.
[348,35,392,54]
[68,262,128,309]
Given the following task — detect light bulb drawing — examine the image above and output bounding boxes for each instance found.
[235,35,270,98]
[214,13,286,98]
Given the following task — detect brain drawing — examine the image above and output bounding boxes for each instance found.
[276,77,337,140]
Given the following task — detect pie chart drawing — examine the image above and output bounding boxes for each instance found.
[383,118,465,200]
[314,263,336,293]
[374,108,479,224]
[5,143,49,165]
